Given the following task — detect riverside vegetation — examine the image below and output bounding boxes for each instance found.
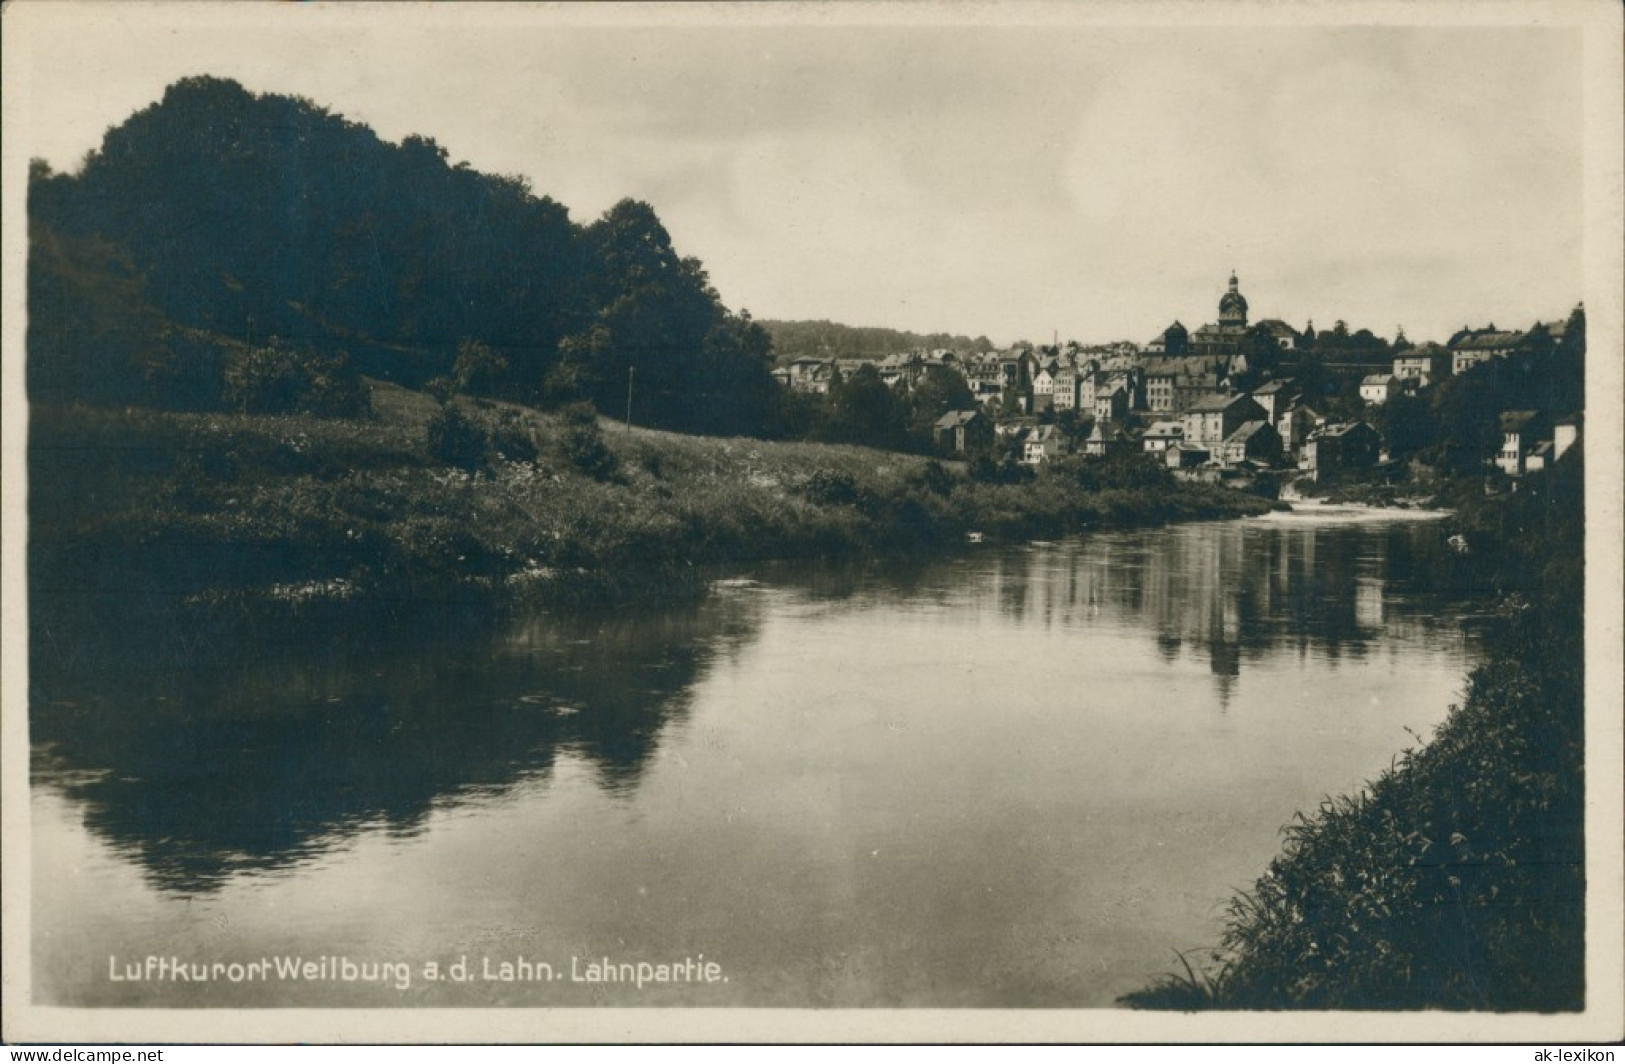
[29,379,1271,654]
[1124,449,1585,1010]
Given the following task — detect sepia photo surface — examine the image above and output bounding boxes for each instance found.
[3,0,1622,1045]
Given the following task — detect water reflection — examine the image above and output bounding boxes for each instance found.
[31,597,759,894]
[966,516,1474,709]
[31,512,1477,906]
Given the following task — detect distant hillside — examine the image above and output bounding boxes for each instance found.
[760,319,994,364]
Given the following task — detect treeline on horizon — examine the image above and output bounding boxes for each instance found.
[27,75,782,437]
[759,319,995,363]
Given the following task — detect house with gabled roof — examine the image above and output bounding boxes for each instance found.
[1084,421,1133,458]
[1359,374,1401,406]
[1142,420,1185,454]
[1303,422,1380,479]
[934,409,992,456]
[1094,382,1130,423]
[1220,420,1282,467]
[1495,410,1549,477]
[1181,393,1267,449]
[1449,327,1524,375]
[1249,378,1299,426]
[1021,424,1070,466]
[1393,343,1448,386]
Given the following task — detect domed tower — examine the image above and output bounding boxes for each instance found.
[1218,272,1249,329]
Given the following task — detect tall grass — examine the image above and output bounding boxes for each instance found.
[30,380,1270,622]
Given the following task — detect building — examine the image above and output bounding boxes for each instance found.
[1554,415,1581,461]
[1449,327,1524,376]
[1359,374,1401,405]
[1021,424,1069,466]
[1496,410,1548,477]
[1163,442,1209,469]
[1145,320,1190,357]
[1393,343,1448,386]
[1142,420,1185,454]
[1094,382,1130,423]
[1303,422,1380,479]
[1219,420,1282,467]
[1051,363,1080,411]
[934,409,991,456]
[1031,362,1057,401]
[785,358,837,394]
[1143,355,1231,414]
[1182,393,1268,449]
[1189,273,1251,356]
[1254,319,1300,351]
[1275,402,1324,458]
[1083,421,1132,458]
[1249,378,1299,427]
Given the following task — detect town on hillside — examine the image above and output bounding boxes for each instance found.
[771,273,1584,491]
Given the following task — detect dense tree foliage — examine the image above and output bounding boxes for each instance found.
[1416,316,1584,473]
[815,364,909,451]
[904,365,976,447]
[28,76,777,435]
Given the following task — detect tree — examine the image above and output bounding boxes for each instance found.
[1373,391,1434,462]
[1427,372,1505,473]
[561,199,776,436]
[820,364,908,450]
[905,365,976,451]
[453,339,509,397]
[222,337,368,417]
[1242,324,1284,382]
[999,359,1032,418]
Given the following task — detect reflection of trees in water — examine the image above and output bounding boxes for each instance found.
[30,595,758,894]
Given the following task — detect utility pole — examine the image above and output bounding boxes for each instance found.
[625,365,635,432]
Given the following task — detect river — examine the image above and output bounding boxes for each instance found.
[29,507,1490,1007]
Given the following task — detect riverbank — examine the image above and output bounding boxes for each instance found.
[1123,449,1585,1010]
[29,381,1272,658]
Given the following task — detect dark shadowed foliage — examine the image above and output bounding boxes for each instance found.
[28,76,779,437]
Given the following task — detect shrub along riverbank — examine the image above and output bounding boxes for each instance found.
[29,379,1271,664]
[1124,450,1586,1011]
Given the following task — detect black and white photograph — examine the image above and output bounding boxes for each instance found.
[3,0,1621,1045]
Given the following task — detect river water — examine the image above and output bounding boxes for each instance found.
[29,507,1489,1007]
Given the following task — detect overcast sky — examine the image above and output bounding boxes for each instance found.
[12,5,1588,346]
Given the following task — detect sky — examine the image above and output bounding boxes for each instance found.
[9,4,1591,347]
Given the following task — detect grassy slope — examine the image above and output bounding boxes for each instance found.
[29,379,1272,620]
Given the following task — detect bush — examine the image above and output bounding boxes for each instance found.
[423,376,455,404]
[555,402,618,480]
[1054,451,1173,492]
[912,459,955,497]
[223,338,369,417]
[425,405,488,469]
[452,339,508,398]
[488,413,539,463]
[800,468,862,506]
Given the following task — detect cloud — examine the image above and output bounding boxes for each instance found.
[17,16,1585,344]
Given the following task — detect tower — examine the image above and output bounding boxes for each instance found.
[1218,271,1249,330]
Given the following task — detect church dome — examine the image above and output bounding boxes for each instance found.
[1218,272,1248,325]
